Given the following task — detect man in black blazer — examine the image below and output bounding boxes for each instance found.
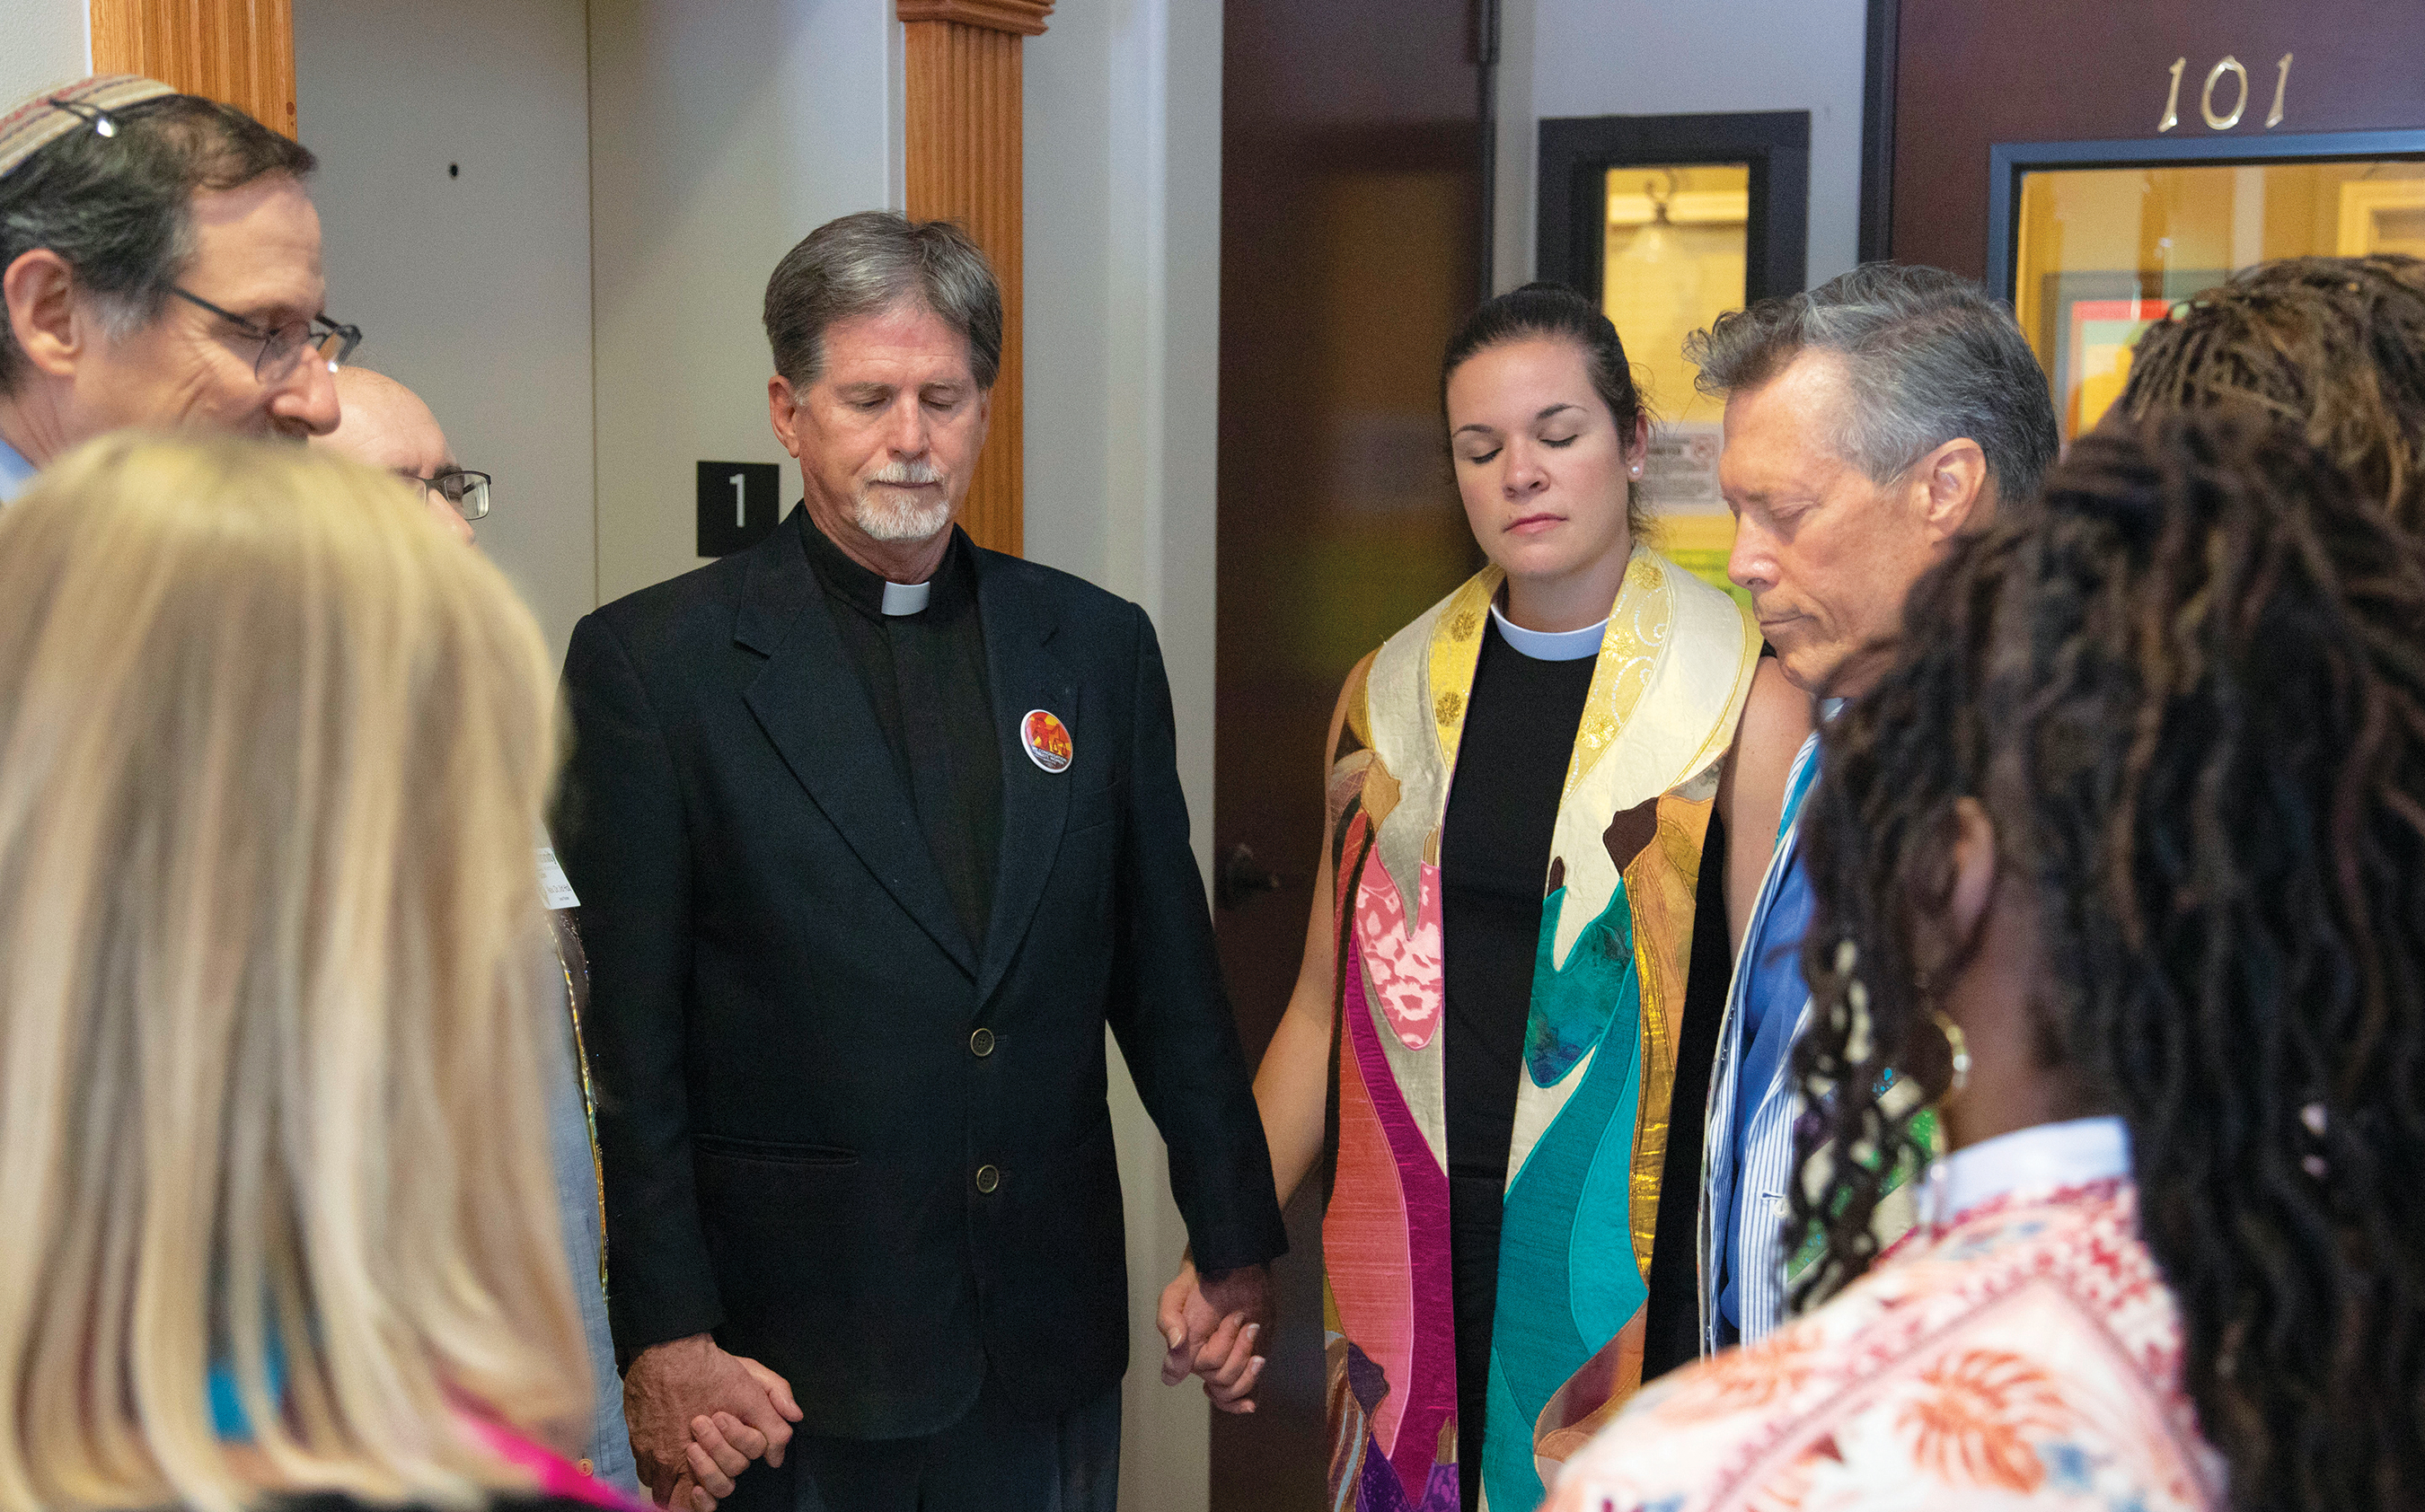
[552,213,1285,1512]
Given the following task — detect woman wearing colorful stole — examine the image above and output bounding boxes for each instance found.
[1168,285,1808,1511]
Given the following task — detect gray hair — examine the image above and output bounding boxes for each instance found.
[1686,263,2059,508]
[763,212,1003,391]
[0,95,316,392]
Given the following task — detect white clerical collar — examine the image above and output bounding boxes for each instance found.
[1921,1115,2131,1228]
[880,579,931,616]
[1490,602,1604,662]
[0,432,36,504]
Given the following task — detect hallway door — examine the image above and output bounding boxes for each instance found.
[1212,0,1490,1506]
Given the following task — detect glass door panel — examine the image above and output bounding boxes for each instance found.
[1602,162,1750,603]
[2015,157,2425,441]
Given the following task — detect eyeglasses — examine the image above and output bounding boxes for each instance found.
[413,468,492,521]
[168,286,363,382]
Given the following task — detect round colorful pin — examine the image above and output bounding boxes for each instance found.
[1020,708,1073,773]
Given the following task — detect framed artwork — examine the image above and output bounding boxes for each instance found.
[2036,270,2227,442]
[2061,295,2166,438]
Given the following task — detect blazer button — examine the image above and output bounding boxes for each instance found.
[974,1164,1001,1194]
[970,1027,995,1058]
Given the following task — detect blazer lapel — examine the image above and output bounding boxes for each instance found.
[737,513,978,977]
[971,552,1076,1008]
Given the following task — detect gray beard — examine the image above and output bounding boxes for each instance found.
[852,487,953,542]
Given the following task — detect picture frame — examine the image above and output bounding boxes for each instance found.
[2037,269,2227,442]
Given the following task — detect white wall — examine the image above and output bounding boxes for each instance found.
[294,0,595,668]
[1025,0,1222,1506]
[1496,0,1867,291]
[0,0,87,109]
[586,0,904,606]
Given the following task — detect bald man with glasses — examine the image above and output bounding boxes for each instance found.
[0,75,358,499]
[319,365,491,544]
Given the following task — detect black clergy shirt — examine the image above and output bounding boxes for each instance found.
[1438,617,1597,1507]
[801,518,1003,954]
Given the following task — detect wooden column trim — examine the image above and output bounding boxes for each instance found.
[898,0,1053,35]
[901,0,1051,557]
[89,0,297,139]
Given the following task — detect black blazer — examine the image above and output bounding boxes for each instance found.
[552,513,1285,1440]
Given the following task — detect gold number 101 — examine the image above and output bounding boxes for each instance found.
[2161,52,2290,132]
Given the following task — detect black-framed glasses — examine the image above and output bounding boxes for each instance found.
[168,286,362,382]
[414,468,491,521]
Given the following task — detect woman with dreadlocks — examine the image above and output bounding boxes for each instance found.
[1539,410,2425,1511]
[2111,252,2425,534]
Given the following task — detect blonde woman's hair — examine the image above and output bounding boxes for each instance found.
[0,434,587,1512]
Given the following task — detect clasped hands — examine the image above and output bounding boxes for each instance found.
[622,1265,1268,1508]
[622,1332,805,1512]
[1156,1259,1273,1413]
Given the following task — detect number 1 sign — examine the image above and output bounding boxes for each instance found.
[696,461,783,557]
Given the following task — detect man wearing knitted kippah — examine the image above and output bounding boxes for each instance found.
[0,75,351,499]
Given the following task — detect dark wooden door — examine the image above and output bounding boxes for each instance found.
[1874,0,2425,277]
[1212,0,1488,1504]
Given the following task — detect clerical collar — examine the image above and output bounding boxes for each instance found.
[1920,1115,2131,1230]
[800,513,970,622]
[1489,602,1604,662]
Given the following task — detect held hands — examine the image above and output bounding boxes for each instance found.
[1156,1258,1272,1414]
[622,1333,805,1512]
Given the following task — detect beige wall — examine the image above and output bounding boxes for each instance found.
[586,0,904,608]
[1495,0,1867,292]
[0,0,88,109]
[295,0,595,668]
[1025,0,1223,1504]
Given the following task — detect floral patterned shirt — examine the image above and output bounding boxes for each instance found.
[1540,1175,2224,1512]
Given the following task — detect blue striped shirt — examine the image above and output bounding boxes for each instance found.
[1702,731,1822,1349]
[0,435,34,503]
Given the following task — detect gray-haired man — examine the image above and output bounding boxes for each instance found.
[1689,265,2059,1350]
[0,75,348,498]
[554,212,1285,1512]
